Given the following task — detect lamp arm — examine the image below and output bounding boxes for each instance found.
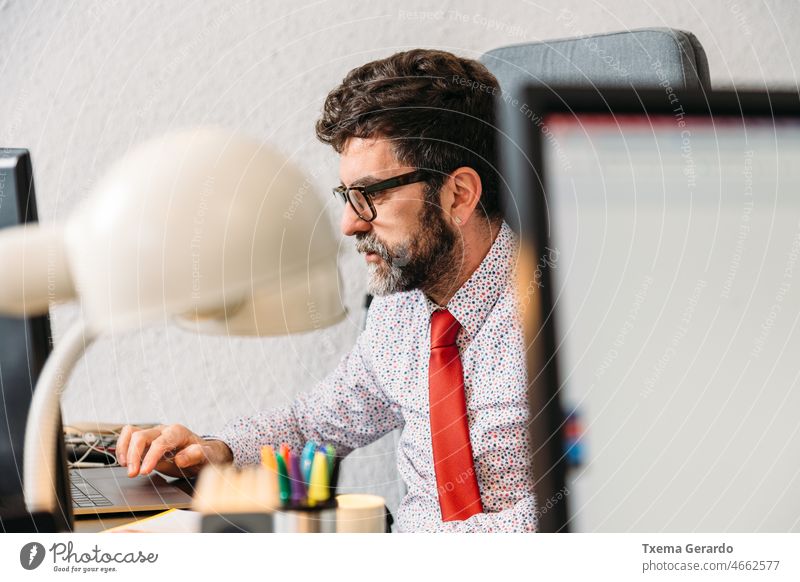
[23,319,97,514]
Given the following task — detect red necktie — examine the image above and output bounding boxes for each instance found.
[429,309,483,521]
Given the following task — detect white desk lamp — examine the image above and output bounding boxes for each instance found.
[0,128,346,518]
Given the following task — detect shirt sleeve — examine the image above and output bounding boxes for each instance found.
[416,494,539,533]
[207,321,402,468]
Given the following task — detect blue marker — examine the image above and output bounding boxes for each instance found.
[301,440,317,484]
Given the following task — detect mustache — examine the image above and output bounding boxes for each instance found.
[355,232,392,262]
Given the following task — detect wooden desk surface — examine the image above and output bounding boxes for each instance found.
[73,511,164,533]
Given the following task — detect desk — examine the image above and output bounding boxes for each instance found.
[74,511,164,533]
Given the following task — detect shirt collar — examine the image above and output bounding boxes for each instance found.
[424,220,518,341]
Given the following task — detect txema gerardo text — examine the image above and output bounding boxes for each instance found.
[643,543,734,554]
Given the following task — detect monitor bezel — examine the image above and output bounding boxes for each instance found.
[0,149,73,532]
[498,86,800,533]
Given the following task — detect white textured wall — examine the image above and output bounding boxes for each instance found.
[1,0,798,514]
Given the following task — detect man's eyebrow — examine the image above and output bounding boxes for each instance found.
[341,175,382,188]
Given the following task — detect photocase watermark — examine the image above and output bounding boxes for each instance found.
[1,88,29,150]
[515,100,573,171]
[595,274,654,378]
[20,542,46,570]
[398,9,528,38]
[518,246,560,315]
[135,1,251,122]
[141,354,166,422]
[751,221,800,359]
[557,9,630,79]
[284,166,324,222]
[284,178,310,221]
[641,279,707,398]
[190,175,216,301]
[451,73,499,96]
[651,60,696,191]
[533,485,570,520]
[306,300,338,358]
[0,170,6,218]
[726,0,753,37]
[86,0,125,23]
[0,89,29,213]
[19,541,159,574]
[721,149,755,300]
[448,73,572,171]
[436,465,479,498]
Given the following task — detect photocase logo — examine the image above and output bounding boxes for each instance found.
[20,542,46,570]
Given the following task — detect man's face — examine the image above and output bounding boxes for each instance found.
[338,137,457,297]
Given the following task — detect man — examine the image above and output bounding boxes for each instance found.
[116,49,536,532]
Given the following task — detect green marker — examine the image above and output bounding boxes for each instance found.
[324,444,336,482]
[276,452,291,505]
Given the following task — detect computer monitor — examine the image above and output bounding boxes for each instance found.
[499,87,800,532]
[0,149,72,532]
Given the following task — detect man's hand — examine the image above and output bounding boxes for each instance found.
[116,424,233,479]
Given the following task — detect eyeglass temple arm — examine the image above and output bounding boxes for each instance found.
[363,170,430,194]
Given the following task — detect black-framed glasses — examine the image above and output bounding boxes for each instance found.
[332,169,432,222]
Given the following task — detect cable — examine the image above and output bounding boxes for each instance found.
[65,431,119,469]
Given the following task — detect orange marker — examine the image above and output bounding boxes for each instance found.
[279,443,291,469]
[260,445,279,508]
[261,445,277,472]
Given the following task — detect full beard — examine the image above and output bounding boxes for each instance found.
[355,199,459,297]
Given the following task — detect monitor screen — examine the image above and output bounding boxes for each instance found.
[541,114,800,531]
[0,150,64,530]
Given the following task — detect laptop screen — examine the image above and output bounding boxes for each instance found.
[541,113,800,531]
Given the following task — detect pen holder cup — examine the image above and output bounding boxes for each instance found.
[195,449,343,532]
[200,501,337,533]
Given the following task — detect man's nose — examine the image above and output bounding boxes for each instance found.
[340,202,372,237]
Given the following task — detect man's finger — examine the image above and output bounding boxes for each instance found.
[139,435,176,475]
[173,443,208,468]
[116,425,136,466]
[126,428,162,477]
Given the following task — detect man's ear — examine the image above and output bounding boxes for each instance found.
[445,167,482,227]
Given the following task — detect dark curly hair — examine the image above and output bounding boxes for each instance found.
[315,49,502,220]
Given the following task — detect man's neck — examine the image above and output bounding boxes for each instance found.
[425,218,502,307]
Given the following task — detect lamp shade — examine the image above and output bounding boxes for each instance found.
[62,127,346,335]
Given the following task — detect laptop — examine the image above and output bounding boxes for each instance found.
[70,466,193,516]
[63,423,194,516]
[498,87,800,532]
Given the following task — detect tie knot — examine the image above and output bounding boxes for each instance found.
[430,309,461,349]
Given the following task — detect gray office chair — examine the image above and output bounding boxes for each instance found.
[480,28,711,532]
[365,28,710,310]
[480,27,710,90]
[476,27,710,238]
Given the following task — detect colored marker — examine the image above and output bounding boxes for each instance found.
[275,452,291,505]
[324,444,336,482]
[260,445,277,471]
[260,445,279,505]
[301,440,316,484]
[279,443,291,470]
[289,452,307,504]
[307,450,330,507]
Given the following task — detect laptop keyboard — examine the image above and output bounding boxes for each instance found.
[70,472,114,509]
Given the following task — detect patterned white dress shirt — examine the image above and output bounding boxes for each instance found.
[211,220,537,532]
